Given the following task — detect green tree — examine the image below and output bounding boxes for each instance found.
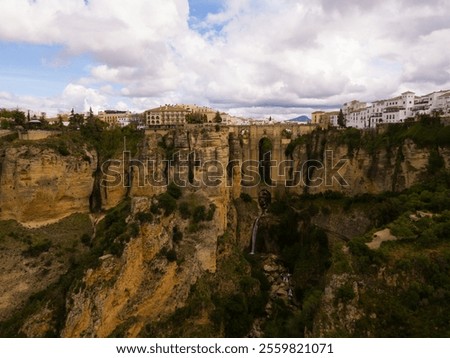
[214,111,222,123]
[0,119,10,129]
[57,114,64,128]
[186,113,205,124]
[12,109,26,125]
[88,107,94,122]
[337,109,346,127]
[69,108,85,128]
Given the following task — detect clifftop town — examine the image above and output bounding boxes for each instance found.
[2,89,450,131]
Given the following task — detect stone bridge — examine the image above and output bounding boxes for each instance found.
[144,123,316,199]
[227,124,315,198]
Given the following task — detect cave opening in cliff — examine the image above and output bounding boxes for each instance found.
[259,137,273,185]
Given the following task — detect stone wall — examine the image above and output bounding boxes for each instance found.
[18,130,61,141]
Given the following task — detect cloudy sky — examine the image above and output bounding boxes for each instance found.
[0,0,450,120]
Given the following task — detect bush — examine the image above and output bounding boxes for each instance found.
[136,211,153,223]
[157,193,177,216]
[285,136,305,157]
[336,283,356,302]
[240,193,253,203]
[428,150,444,173]
[173,226,183,243]
[337,128,362,155]
[23,240,52,257]
[188,223,199,233]
[193,205,207,223]
[167,182,182,199]
[105,220,127,241]
[80,233,91,247]
[179,202,191,219]
[165,249,177,262]
[129,223,140,237]
[150,203,160,214]
[57,144,70,156]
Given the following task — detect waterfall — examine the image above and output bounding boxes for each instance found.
[250,214,262,254]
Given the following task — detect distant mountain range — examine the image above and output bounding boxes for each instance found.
[287,115,310,123]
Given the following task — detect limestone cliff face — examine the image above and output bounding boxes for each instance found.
[2,128,446,226]
[2,126,449,338]
[62,194,227,338]
[61,127,233,338]
[0,145,97,225]
[291,137,448,195]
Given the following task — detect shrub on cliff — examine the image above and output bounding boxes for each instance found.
[239,192,253,203]
[22,240,51,257]
[178,202,191,219]
[193,205,206,223]
[172,226,183,243]
[167,182,182,199]
[135,211,153,224]
[157,193,177,216]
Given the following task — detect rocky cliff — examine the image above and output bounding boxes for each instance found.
[62,195,224,337]
[0,144,97,226]
[2,125,448,227]
[1,122,450,338]
[288,131,450,195]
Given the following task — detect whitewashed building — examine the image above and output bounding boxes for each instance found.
[341,90,449,129]
[412,90,450,115]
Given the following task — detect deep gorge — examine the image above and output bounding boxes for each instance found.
[1,118,450,337]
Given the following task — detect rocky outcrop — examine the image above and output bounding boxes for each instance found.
[62,193,227,338]
[59,128,236,337]
[291,138,446,195]
[0,145,97,225]
[1,124,449,338]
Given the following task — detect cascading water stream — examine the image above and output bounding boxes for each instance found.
[250,213,262,254]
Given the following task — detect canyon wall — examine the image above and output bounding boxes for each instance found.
[2,126,448,227]
[0,145,97,226]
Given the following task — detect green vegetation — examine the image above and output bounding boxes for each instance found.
[0,108,26,125]
[331,114,450,156]
[178,202,191,219]
[192,204,216,224]
[285,136,306,157]
[167,182,182,199]
[335,127,362,155]
[214,111,222,123]
[154,193,177,216]
[135,211,153,224]
[22,240,52,257]
[97,199,135,257]
[284,115,450,165]
[186,113,207,124]
[157,135,176,160]
[310,171,450,337]
[337,109,345,127]
[79,119,143,160]
[140,231,269,338]
[172,226,183,243]
[0,213,93,337]
[239,192,253,203]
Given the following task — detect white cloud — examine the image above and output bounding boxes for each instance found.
[1,0,450,117]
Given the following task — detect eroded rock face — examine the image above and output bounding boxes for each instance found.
[2,127,450,337]
[62,194,227,338]
[292,138,447,195]
[0,145,97,225]
[59,128,233,337]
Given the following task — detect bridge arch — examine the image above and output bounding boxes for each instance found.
[258,136,273,185]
